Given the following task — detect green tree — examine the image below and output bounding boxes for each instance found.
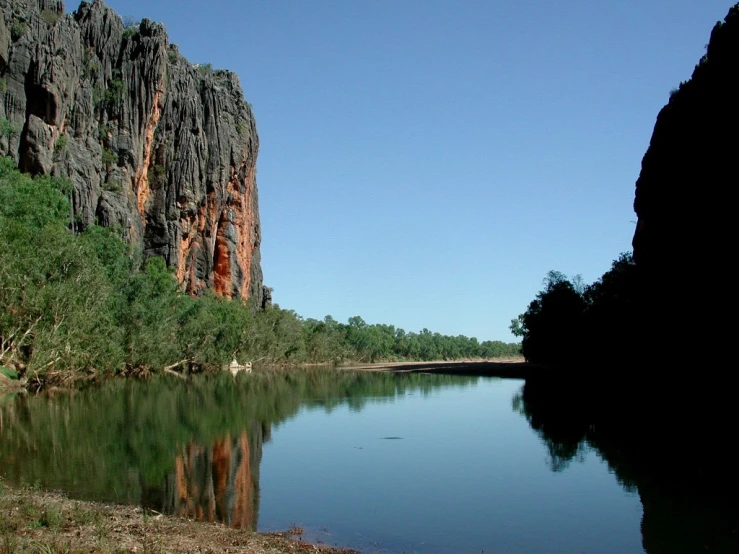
[517,271,586,365]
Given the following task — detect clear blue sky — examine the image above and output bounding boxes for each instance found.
[100,0,733,342]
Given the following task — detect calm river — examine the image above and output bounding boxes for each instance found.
[1,370,646,552]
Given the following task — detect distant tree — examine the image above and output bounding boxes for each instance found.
[509,315,525,338]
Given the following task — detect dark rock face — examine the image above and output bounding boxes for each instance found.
[0,0,263,304]
[632,4,738,360]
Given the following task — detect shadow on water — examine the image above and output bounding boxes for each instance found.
[514,371,739,554]
[0,369,479,532]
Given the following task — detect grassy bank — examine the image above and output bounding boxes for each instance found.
[0,481,356,554]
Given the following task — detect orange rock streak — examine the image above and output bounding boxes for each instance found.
[213,221,233,298]
[210,160,258,299]
[235,163,257,298]
[231,432,254,529]
[172,433,256,529]
[134,89,164,220]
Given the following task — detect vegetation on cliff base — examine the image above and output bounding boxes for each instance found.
[510,252,639,366]
[0,157,519,387]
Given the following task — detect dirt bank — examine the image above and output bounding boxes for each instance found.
[0,482,357,554]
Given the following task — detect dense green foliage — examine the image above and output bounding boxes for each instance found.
[511,253,639,366]
[324,315,520,363]
[0,158,518,385]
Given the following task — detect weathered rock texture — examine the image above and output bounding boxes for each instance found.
[632,3,738,360]
[0,0,263,304]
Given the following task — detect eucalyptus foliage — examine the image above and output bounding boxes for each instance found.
[0,157,519,386]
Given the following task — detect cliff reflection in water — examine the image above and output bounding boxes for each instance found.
[514,374,739,554]
[141,429,263,530]
[0,370,478,530]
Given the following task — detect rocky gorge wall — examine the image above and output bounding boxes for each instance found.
[631,3,738,361]
[0,0,264,305]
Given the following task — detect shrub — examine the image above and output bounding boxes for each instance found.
[40,9,60,26]
[0,119,22,140]
[102,180,122,193]
[150,165,166,187]
[104,79,125,114]
[197,63,213,76]
[54,135,68,156]
[83,50,101,81]
[102,148,117,168]
[10,21,27,42]
[98,123,110,143]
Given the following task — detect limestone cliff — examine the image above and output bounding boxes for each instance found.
[632,3,738,360]
[0,0,263,304]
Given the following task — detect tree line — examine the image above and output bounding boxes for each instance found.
[0,157,519,386]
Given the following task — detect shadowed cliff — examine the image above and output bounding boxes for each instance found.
[0,0,263,303]
[631,3,739,365]
[515,3,739,369]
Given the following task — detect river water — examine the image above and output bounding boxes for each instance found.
[0,370,663,552]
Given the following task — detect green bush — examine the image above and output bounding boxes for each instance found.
[40,9,60,26]
[83,50,101,81]
[10,21,27,42]
[150,164,166,187]
[101,179,122,193]
[97,123,110,143]
[101,148,117,168]
[54,135,67,156]
[0,119,21,141]
[104,78,125,113]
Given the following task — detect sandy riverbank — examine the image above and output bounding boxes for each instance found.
[338,357,543,378]
[0,482,357,554]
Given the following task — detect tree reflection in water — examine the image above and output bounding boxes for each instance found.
[514,374,739,554]
[0,369,477,530]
